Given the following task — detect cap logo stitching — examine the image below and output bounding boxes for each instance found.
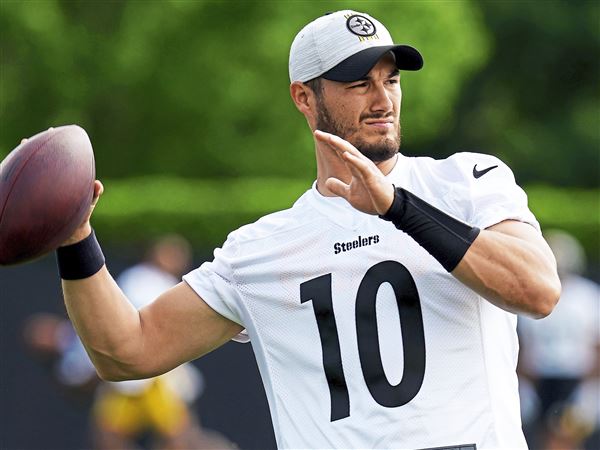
[346,14,376,37]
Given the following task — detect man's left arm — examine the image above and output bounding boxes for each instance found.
[452,219,560,318]
[314,130,561,318]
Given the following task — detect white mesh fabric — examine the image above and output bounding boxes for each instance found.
[184,151,534,448]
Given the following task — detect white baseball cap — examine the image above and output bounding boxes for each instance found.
[289,10,423,83]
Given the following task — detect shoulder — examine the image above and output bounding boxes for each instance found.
[221,191,322,254]
[399,150,517,205]
[420,151,515,184]
[410,150,522,208]
[402,151,537,229]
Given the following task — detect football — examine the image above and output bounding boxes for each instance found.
[0,125,95,265]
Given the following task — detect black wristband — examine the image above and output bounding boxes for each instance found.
[56,229,105,280]
[380,187,480,272]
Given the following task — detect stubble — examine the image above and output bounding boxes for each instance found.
[315,97,401,163]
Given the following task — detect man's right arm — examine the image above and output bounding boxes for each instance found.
[60,181,243,381]
[63,271,243,381]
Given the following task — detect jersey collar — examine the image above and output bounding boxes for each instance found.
[305,153,411,230]
[306,181,366,230]
[387,152,411,184]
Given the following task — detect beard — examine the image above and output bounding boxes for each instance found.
[315,98,401,162]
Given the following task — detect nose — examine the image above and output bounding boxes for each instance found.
[369,82,395,114]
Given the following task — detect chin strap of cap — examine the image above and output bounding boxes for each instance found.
[379,187,480,272]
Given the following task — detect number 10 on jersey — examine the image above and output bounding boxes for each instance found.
[300,260,426,421]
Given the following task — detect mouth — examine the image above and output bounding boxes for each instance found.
[363,119,394,130]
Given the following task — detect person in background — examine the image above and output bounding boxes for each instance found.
[518,230,600,449]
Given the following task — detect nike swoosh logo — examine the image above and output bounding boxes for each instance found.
[473,164,498,179]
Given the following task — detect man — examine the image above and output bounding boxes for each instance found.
[52,10,560,449]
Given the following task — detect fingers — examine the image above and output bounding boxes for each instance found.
[314,130,376,180]
[325,177,350,199]
[341,151,375,179]
[313,130,346,167]
[329,146,377,187]
[314,130,364,159]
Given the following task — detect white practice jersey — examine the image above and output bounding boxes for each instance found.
[184,152,539,449]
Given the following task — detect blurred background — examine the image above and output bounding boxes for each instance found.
[1,1,598,449]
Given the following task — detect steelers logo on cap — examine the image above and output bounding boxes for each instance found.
[346,15,376,37]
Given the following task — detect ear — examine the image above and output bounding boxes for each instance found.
[290,81,316,117]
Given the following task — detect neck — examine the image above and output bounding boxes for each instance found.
[315,141,399,197]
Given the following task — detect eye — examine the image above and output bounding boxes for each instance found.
[349,82,368,89]
[387,78,399,85]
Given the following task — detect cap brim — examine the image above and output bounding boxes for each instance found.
[322,45,423,82]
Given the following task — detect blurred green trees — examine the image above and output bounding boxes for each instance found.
[1,0,598,258]
[1,0,488,178]
[432,1,600,188]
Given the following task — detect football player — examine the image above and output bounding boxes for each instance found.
[53,10,560,449]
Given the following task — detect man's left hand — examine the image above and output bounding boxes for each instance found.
[315,130,395,215]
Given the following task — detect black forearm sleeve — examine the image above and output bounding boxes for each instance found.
[380,187,480,272]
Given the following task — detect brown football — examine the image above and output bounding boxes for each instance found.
[0,125,95,265]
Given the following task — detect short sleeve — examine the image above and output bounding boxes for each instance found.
[182,234,250,343]
[444,152,541,232]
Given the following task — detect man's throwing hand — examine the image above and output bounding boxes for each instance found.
[62,180,104,246]
[315,130,395,216]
